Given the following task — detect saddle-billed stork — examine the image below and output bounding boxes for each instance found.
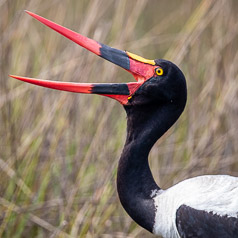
[10,11,238,238]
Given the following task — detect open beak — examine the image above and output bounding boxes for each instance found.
[10,11,157,105]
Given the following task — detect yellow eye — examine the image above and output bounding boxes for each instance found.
[155,67,163,76]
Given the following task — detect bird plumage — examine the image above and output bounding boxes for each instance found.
[153,175,238,237]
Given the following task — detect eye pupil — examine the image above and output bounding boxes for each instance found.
[155,67,163,76]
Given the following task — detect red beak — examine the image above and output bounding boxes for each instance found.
[10,11,157,105]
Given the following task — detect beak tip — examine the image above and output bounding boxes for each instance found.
[9,75,27,81]
[9,74,15,79]
[25,10,34,17]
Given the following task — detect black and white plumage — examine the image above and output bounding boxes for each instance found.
[153,175,238,237]
[116,60,238,238]
[11,11,238,238]
[118,87,238,237]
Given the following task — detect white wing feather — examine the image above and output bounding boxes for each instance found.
[153,175,238,238]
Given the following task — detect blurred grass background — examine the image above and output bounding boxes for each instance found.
[1,0,238,237]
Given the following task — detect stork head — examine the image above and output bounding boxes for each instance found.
[10,11,186,110]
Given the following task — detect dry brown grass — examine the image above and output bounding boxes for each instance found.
[1,0,238,237]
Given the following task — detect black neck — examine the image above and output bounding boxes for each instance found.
[117,103,183,232]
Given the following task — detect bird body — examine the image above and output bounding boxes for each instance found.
[153,175,238,237]
[10,11,238,238]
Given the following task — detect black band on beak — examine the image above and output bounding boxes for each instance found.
[92,83,130,95]
[100,44,130,70]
